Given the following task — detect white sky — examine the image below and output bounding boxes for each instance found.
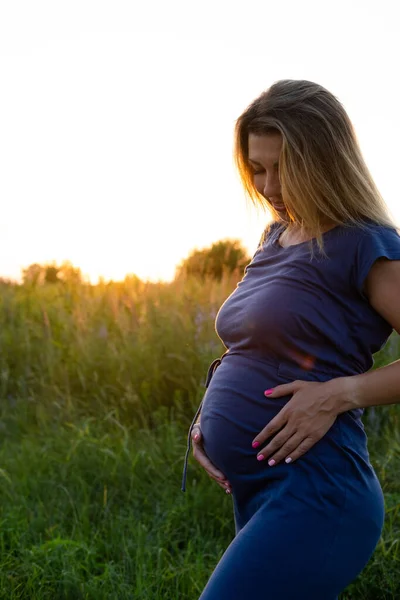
[0,0,399,283]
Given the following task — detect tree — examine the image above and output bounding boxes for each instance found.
[44,265,60,284]
[57,261,83,285]
[176,239,250,281]
[22,261,83,286]
[22,263,44,286]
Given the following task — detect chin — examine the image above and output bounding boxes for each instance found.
[274,209,289,222]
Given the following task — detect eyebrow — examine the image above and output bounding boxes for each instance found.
[248,158,279,167]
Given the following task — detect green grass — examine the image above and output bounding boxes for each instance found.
[0,276,399,598]
[0,404,234,599]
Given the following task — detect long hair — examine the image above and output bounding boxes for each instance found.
[234,80,397,249]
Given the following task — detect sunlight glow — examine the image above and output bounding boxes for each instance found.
[0,1,398,283]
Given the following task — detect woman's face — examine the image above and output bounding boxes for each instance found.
[248,132,288,217]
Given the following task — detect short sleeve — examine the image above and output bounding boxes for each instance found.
[354,225,400,296]
[259,221,281,248]
[242,222,280,278]
[250,222,279,259]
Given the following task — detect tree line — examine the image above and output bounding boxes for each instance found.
[19,240,250,285]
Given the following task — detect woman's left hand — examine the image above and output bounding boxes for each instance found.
[251,378,349,466]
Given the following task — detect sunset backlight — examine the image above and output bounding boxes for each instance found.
[1,1,399,283]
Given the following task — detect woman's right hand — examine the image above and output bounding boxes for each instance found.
[191,424,232,494]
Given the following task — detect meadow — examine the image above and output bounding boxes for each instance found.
[0,274,399,599]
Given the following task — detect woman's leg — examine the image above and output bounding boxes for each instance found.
[199,497,382,600]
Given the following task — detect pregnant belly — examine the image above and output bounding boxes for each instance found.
[200,355,291,479]
[199,354,369,488]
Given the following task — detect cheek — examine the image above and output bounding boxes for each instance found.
[253,175,264,194]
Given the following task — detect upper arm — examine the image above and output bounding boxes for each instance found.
[365,258,400,335]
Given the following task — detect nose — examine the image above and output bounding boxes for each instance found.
[262,171,281,199]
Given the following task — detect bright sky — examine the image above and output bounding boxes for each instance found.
[0,0,399,283]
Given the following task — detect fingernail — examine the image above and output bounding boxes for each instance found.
[268,459,276,466]
[226,489,231,494]
[194,434,199,441]
[285,457,292,464]
[257,454,265,461]
[264,389,273,396]
[252,441,260,448]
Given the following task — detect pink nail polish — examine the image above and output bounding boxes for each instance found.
[226,489,231,494]
[257,454,265,461]
[268,459,276,466]
[264,389,273,396]
[252,441,260,448]
[194,434,199,441]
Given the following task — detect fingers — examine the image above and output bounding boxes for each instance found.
[264,380,302,398]
[278,437,315,464]
[191,424,202,443]
[191,425,232,494]
[256,431,304,465]
[252,412,288,447]
[192,441,231,487]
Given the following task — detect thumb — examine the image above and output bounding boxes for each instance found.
[191,424,202,443]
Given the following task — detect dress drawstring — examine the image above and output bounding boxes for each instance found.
[181,352,228,492]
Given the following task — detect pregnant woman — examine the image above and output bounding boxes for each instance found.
[181,80,400,599]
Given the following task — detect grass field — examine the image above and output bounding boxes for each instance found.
[0,275,399,599]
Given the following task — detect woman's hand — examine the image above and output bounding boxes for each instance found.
[191,424,232,494]
[252,377,349,466]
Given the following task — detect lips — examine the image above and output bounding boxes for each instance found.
[271,202,286,212]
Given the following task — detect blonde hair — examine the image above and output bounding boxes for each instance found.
[234,79,397,250]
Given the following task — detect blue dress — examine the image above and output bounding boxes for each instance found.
[182,220,400,600]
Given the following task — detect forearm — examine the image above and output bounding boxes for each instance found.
[337,359,400,412]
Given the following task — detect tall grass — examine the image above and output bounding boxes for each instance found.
[0,275,399,598]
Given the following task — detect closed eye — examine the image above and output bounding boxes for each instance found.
[248,161,279,175]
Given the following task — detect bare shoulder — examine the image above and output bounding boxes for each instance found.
[365,258,400,334]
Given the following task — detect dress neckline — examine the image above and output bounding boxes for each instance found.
[272,222,342,250]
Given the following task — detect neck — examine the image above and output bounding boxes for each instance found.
[283,218,338,233]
